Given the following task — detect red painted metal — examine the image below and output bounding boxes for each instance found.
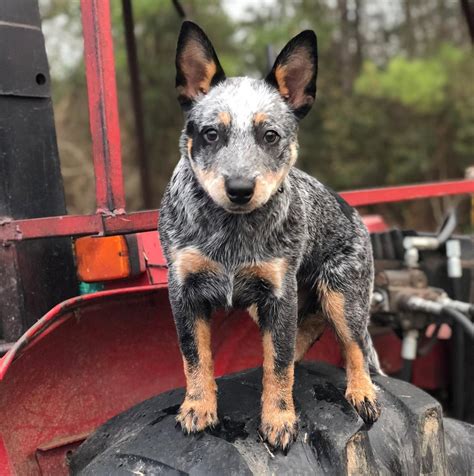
[0,287,173,475]
[361,214,388,233]
[0,286,161,379]
[0,437,12,476]
[341,179,474,207]
[0,180,472,243]
[81,0,125,213]
[0,211,158,242]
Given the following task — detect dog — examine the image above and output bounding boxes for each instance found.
[159,21,382,452]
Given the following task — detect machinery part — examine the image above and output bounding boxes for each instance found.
[439,297,474,317]
[436,210,457,246]
[403,209,457,267]
[0,0,77,341]
[71,363,474,475]
[442,307,474,340]
[400,329,419,382]
[446,240,462,279]
[401,296,474,339]
[400,294,473,418]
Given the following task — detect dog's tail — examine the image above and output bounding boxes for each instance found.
[362,330,385,376]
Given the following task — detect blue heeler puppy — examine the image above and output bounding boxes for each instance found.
[159,21,382,452]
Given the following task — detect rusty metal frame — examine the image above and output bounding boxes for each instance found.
[81,0,125,214]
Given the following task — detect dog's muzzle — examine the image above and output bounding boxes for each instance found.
[225,177,255,205]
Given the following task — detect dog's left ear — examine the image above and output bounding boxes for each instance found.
[266,30,318,119]
[175,21,226,110]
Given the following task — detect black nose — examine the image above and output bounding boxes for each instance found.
[225,177,255,205]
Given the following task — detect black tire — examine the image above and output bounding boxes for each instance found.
[70,362,474,475]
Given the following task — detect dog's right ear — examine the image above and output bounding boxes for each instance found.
[175,21,226,110]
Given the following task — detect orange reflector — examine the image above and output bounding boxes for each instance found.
[75,235,132,282]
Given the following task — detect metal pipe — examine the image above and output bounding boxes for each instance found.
[0,211,159,243]
[402,295,474,338]
[341,179,474,207]
[439,297,474,317]
[1,180,474,242]
[400,329,419,382]
[80,0,126,214]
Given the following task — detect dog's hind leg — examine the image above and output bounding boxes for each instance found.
[318,282,381,424]
[295,312,326,362]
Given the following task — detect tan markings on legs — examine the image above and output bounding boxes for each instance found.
[247,304,259,325]
[295,312,326,362]
[239,258,288,297]
[344,341,380,422]
[253,112,268,124]
[173,247,222,283]
[318,283,350,344]
[260,332,297,450]
[218,111,231,126]
[318,283,380,423]
[177,319,218,433]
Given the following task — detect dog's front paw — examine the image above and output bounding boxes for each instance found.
[176,397,218,433]
[260,410,298,452]
[345,382,381,424]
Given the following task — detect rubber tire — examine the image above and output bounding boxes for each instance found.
[71,362,474,475]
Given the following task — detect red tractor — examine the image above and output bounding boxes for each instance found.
[0,1,473,474]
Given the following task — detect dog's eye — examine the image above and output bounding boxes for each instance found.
[264,130,280,144]
[203,128,219,143]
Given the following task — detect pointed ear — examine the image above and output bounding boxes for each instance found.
[175,21,226,110]
[265,30,318,119]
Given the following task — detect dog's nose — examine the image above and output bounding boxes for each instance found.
[225,177,255,205]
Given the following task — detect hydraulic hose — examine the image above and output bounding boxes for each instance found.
[441,306,474,339]
[401,296,474,339]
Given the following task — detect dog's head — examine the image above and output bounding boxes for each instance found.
[176,21,317,213]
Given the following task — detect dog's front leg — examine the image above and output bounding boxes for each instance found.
[257,287,298,451]
[172,306,218,433]
[168,255,221,433]
[167,247,229,433]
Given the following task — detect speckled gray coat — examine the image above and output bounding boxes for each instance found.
[159,21,381,451]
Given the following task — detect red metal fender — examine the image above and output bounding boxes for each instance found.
[0,283,445,475]
[0,285,341,475]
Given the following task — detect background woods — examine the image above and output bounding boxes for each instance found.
[40,0,474,229]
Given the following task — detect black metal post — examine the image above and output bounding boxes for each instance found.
[0,0,77,342]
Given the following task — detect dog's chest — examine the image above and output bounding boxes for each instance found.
[174,246,288,310]
[209,262,285,310]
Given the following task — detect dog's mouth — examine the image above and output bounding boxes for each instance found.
[223,203,255,214]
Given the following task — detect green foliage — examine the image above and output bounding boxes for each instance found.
[355,45,468,114]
